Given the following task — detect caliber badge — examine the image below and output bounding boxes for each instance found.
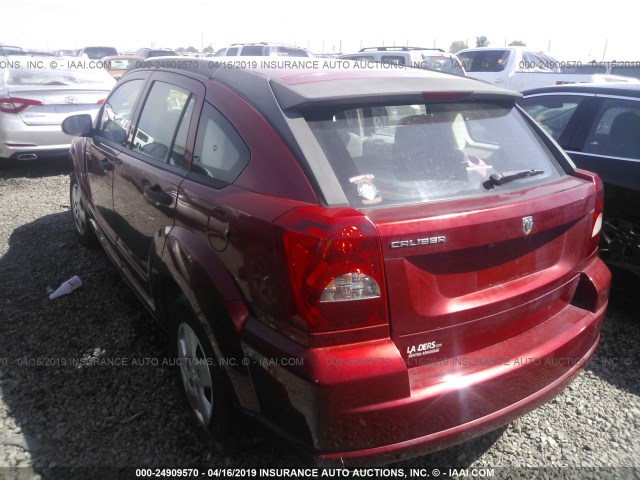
[349,174,382,205]
[522,215,534,235]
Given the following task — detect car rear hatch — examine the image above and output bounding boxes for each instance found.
[7,87,108,126]
[292,79,602,355]
[368,176,597,365]
[2,60,114,125]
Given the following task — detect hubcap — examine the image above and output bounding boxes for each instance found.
[177,322,213,427]
[71,183,87,235]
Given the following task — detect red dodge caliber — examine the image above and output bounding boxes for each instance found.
[62,58,611,465]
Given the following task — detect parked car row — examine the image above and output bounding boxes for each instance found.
[0,56,115,160]
[338,46,467,76]
[457,46,639,92]
[75,46,178,59]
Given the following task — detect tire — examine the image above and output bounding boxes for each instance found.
[69,173,98,247]
[170,295,240,453]
[599,215,640,271]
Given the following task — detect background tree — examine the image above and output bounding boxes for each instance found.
[508,40,527,46]
[476,36,490,47]
[186,46,198,53]
[203,45,215,54]
[176,47,186,53]
[449,40,468,53]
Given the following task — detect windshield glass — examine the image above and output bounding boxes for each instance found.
[305,102,563,208]
[82,47,118,59]
[105,58,140,70]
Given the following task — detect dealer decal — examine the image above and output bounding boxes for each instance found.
[407,340,443,358]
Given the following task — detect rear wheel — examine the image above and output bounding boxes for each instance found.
[170,295,240,453]
[69,173,98,247]
[599,216,640,272]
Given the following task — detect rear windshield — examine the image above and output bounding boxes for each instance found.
[305,102,564,208]
[274,47,311,57]
[458,50,510,72]
[146,50,176,57]
[105,58,140,70]
[82,47,118,59]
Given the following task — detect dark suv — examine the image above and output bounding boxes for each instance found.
[62,61,610,464]
[521,83,640,274]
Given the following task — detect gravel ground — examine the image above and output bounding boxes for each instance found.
[0,159,639,480]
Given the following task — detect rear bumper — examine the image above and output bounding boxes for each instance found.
[0,118,74,159]
[1,138,71,160]
[241,257,610,465]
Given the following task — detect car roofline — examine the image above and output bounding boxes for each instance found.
[522,82,640,97]
[129,55,517,100]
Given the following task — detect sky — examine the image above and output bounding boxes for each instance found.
[3,0,636,61]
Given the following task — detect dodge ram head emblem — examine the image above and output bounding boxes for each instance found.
[522,216,534,235]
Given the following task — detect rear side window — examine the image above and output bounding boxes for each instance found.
[610,65,640,80]
[305,101,564,208]
[520,95,585,140]
[81,47,118,59]
[458,50,510,72]
[275,47,310,57]
[582,99,640,159]
[380,55,408,66]
[189,102,250,187]
[418,55,465,76]
[240,46,264,56]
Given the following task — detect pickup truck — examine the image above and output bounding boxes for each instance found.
[456,46,638,91]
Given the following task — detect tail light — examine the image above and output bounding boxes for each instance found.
[276,207,388,337]
[0,97,43,113]
[573,169,604,255]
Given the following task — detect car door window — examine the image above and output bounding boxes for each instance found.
[583,99,640,159]
[169,96,195,168]
[97,79,144,146]
[131,81,192,163]
[189,101,250,188]
[380,55,407,66]
[520,95,585,140]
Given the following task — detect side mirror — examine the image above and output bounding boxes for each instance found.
[62,114,93,136]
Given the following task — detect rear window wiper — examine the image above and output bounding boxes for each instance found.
[483,169,544,189]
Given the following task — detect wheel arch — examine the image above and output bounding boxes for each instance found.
[152,225,255,371]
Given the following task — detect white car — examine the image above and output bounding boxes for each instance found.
[339,47,467,76]
[214,42,314,57]
[0,56,115,161]
[456,46,638,91]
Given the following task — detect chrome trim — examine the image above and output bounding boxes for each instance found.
[565,150,640,163]
[522,92,595,98]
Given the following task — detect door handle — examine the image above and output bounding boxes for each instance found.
[144,185,173,207]
[98,158,114,172]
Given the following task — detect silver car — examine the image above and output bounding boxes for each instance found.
[0,56,115,161]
